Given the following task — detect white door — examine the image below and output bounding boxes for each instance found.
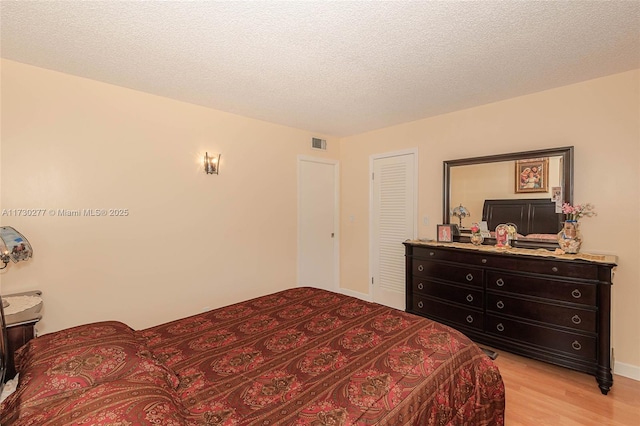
[371,150,417,309]
[298,157,339,291]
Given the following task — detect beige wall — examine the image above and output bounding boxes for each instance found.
[1,59,638,378]
[340,70,640,374]
[0,59,338,332]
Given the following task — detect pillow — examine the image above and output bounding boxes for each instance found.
[1,369,188,426]
[14,321,136,372]
[0,374,18,404]
[524,233,557,241]
[488,231,526,238]
[8,321,179,408]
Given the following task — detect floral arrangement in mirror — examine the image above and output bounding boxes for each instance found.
[557,203,596,254]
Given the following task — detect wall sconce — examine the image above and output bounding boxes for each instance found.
[204,152,220,175]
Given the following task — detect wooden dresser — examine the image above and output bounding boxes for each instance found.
[404,241,617,394]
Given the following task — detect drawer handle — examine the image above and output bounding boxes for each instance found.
[418,265,424,272]
[417,282,424,290]
[572,340,582,351]
[571,289,582,299]
[418,301,424,309]
[466,315,474,324]
[466,294,474,303]
[496,323,504,332]
[481,258,487,264]
[572,315,582,325]
[496,278,505,287]
[429,252,435,256]
[552,266,559,272]
[496,300,505,309]
[466,273,474,282]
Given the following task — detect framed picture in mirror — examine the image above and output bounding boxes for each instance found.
[515,158,549,193]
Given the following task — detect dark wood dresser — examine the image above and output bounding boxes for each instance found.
[404,241,617,394]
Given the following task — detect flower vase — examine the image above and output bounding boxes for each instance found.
[557,220,582,254]
[470,233,484,246]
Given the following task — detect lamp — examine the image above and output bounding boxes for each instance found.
[0,226,33,308]
[451,204,470,228]
[204,152,220,175]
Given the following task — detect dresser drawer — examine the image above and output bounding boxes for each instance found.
[412,279,483,308]
[486,316,596,361]
[412,246,600,280]
[486,294,596,332]
[412,260,483,287]
[412,247,487,265]
[411,296,483,330]
[486,271,597,306]
[485,256,599,280]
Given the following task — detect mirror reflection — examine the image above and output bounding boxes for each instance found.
[443,147,573,249]
[449,156,563,227]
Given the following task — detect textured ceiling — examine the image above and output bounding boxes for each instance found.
[1,1,639,137]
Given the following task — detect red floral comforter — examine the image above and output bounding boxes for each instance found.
[1,287,504,425]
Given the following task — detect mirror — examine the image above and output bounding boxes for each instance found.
[443,146,573,249]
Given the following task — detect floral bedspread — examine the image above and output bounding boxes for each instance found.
[1,287,504,425]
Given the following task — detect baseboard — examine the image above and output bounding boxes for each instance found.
[614,361,640,381]
[339,287,372,302]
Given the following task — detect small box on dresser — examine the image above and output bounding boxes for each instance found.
[404,241,617,395]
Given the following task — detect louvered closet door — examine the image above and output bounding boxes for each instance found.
[371,152,416,310]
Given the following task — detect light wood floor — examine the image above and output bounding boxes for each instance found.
[491,349,640,425]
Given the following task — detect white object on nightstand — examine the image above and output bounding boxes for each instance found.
[3,295,42,315]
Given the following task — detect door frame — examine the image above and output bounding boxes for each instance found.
[368,148,418,300]
[297,155,340,291]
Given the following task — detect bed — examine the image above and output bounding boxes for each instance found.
[0,287,505,425]
[482,198,562,245]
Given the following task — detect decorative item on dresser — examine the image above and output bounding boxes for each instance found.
[404,240,617,395]
[557,220,582,254]
[557,202,597,254]
[451,204,470,228]
[436,224,456,242]
[469,223,484,246]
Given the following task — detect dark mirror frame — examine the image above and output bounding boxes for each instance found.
[443,146,574,249]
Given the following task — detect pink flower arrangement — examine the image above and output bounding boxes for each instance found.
[561,203,596,221]
[470,223,481,235]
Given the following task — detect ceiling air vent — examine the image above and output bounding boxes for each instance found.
[312,137,327,150]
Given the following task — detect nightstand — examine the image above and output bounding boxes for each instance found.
[2,290,42,381]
